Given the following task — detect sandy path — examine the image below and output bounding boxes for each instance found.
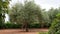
[0,29,48,34]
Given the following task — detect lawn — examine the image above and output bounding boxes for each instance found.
[39,32,48,34]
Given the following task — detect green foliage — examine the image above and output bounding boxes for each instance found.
[3,22,22,29]
[0,0,11,29]
[41,11,51,28]
[9,3,24,23]
[9,0,43,31]
[29,23,41,28]
[8,0,51,29]
[48,8,59,24]
[55,30,60,34]
[48,13,60,34]
[0,22,50,29]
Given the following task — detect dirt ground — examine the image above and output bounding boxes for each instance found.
[0,28,48,34]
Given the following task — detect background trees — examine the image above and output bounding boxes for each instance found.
[48,8,59,23]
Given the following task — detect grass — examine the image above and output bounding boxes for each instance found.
[39,32,48,34]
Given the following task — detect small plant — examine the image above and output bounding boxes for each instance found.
[39,32,48,34]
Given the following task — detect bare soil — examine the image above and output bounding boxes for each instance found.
[0,28,48,34]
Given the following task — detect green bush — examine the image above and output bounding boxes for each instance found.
[48,13,60,34]
[29,22,50,28]
[0,22,6,29]
[4,22,22,29]
[2,22,50,29]
[0,21,51,29]
[29,23,41,28]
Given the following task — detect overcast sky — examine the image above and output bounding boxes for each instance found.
[5,0,60,22]
[9,0,60,10]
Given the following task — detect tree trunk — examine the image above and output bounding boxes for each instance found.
[22,19,29,32]
[26,27,28,32]
[25,23,29,32]
[25,22,28,32]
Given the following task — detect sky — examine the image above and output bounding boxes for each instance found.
[5,14,9,22]
[9,0,60,10]
[5,0,60,22]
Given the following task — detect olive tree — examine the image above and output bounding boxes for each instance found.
[9,0,43,32]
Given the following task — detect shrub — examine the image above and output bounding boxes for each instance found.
[29,23,41,28]
[48,13,60,34]
[0,21,51,29]
[4,22,22,29]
